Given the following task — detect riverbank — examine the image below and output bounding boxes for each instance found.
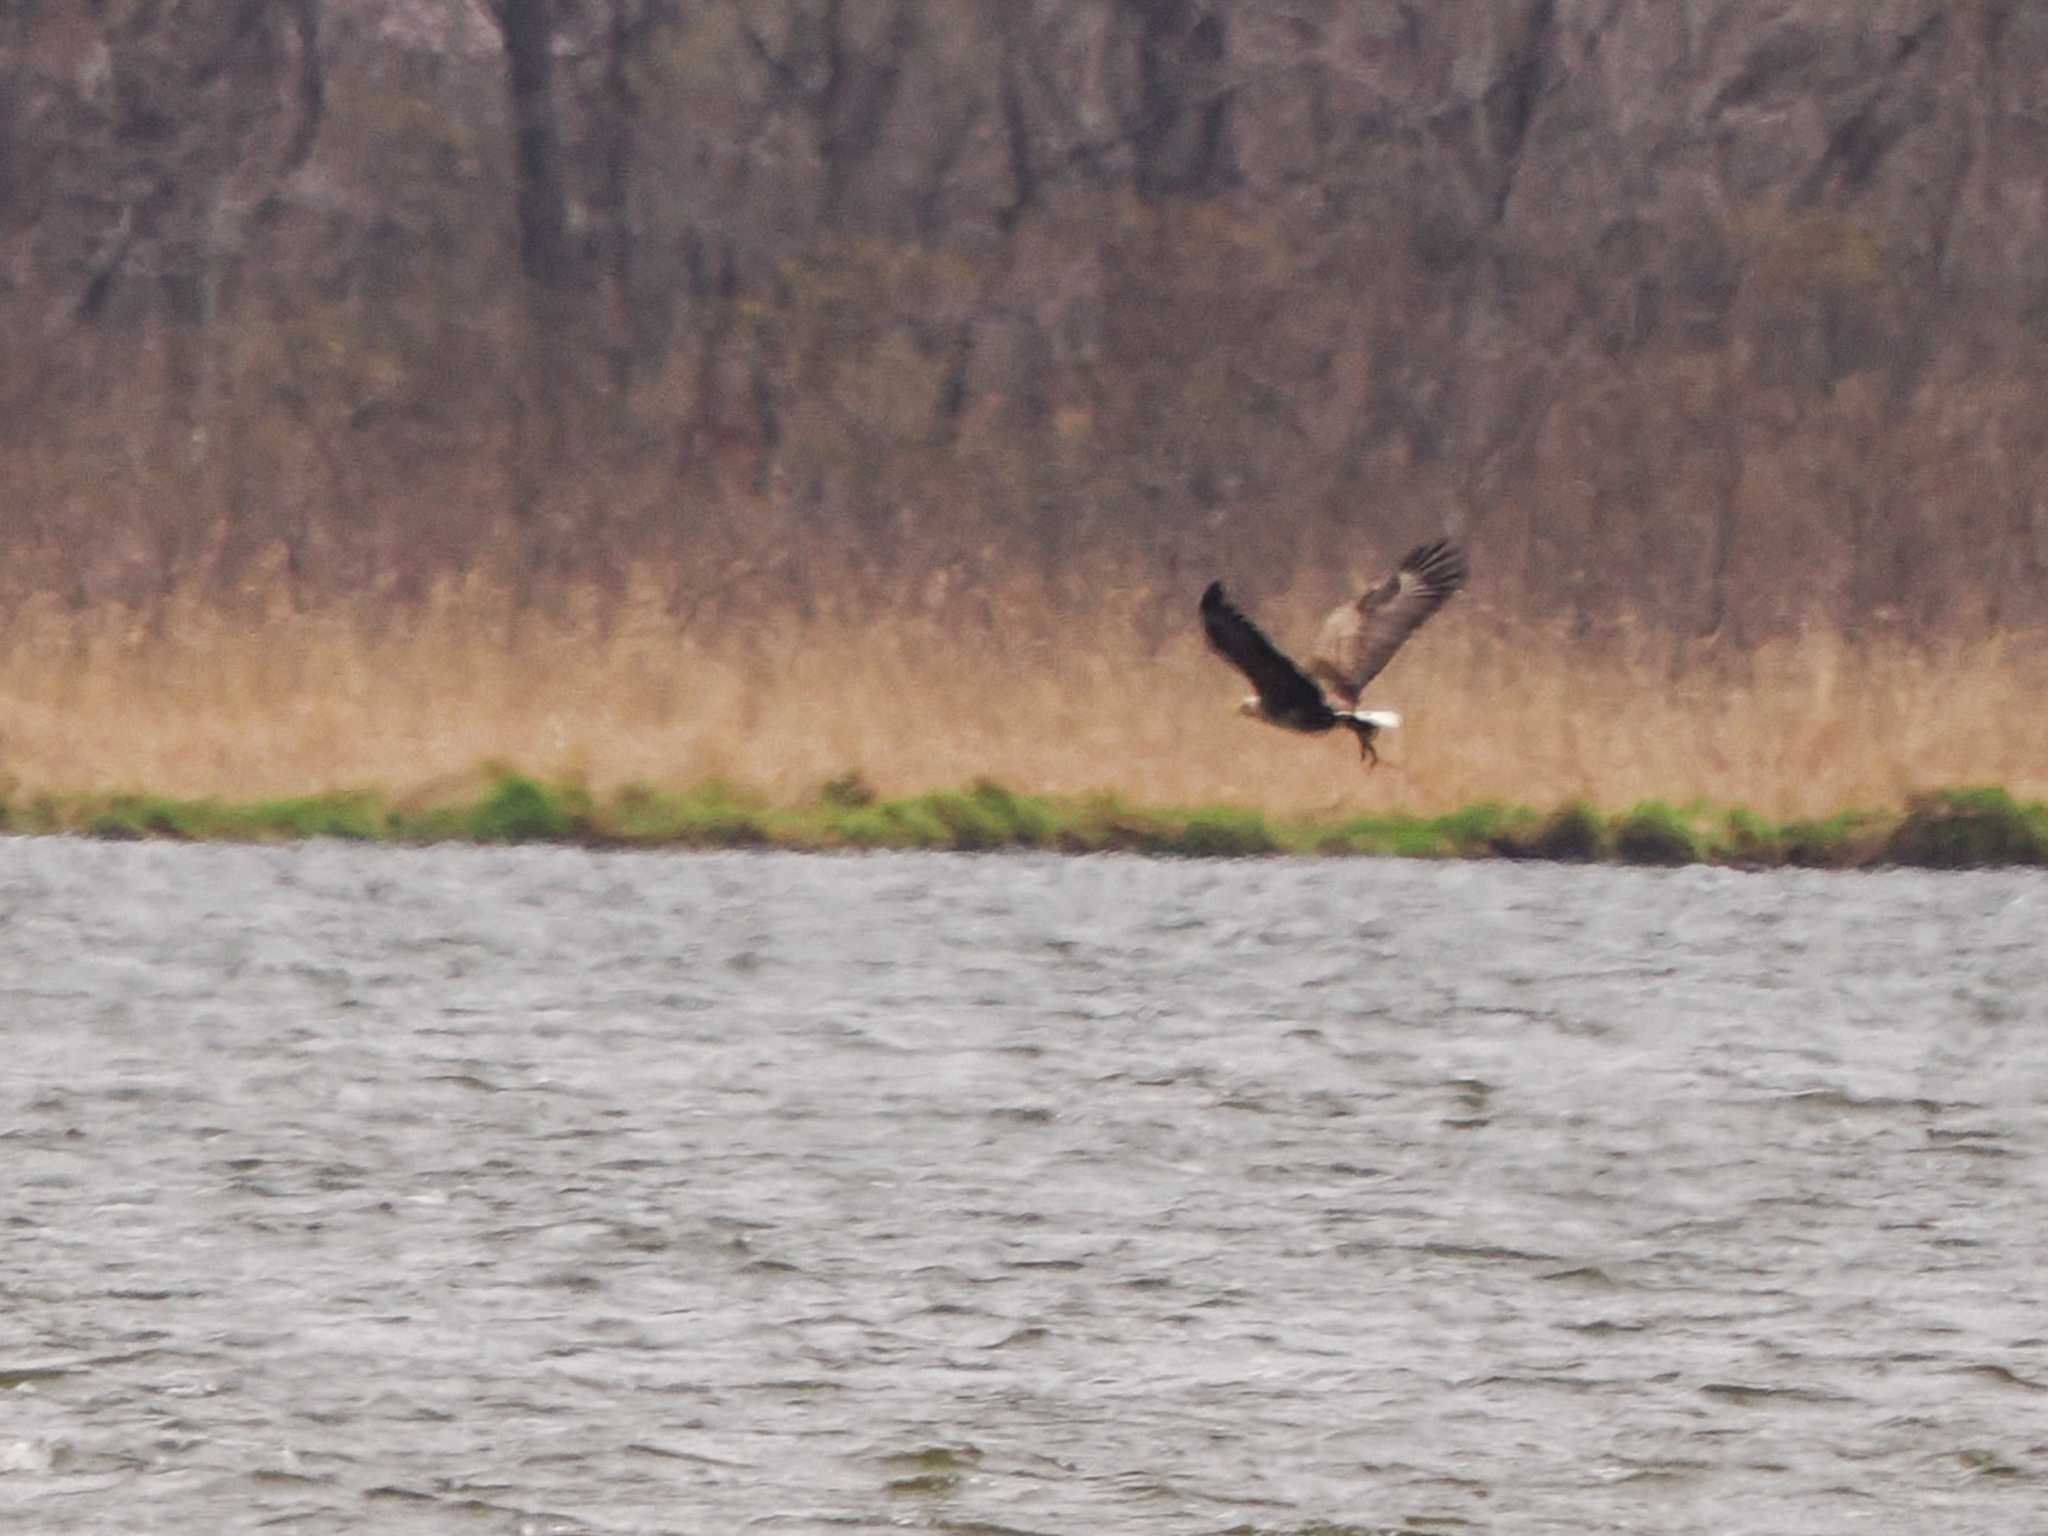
[5,573,2047,824]
[4,773,2043,870]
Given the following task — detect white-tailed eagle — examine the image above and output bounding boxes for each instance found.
[1201,538,1469,767]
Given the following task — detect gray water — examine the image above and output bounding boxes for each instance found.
[3,841,2046,1536]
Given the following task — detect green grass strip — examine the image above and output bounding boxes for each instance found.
[3,773,2044,869]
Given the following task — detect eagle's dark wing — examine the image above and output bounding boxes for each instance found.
[1201,581,1328,717]
[1308,538,1469,706]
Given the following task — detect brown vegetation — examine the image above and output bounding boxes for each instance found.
[2,568,2042,818]
[3,2,2046,812]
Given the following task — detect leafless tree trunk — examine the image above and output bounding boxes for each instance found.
[595,0,672,396]
[495,0,577,597]
[732,0,920,229]
[0,8,23,225]
[1115,0,1236,201]
[1702,347,1743,644]
[993,4,1038,230]
[277,0,325,186]
[500,0,571,293]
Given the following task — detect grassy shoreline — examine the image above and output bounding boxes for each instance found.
[2,773,2044,871]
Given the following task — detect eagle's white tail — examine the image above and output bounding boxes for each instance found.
[1347,709,1402,730]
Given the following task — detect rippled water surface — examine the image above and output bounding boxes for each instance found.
[4,840,2047,1534]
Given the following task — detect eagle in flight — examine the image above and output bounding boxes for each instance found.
[1201,538,1469,768]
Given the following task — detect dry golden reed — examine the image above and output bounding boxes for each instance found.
[1,560,2044,820]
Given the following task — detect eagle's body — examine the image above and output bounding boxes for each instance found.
[1201,538,1468,767]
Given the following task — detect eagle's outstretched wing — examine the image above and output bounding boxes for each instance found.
[1308,538,1469,706]
[1201,581,1328,718]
